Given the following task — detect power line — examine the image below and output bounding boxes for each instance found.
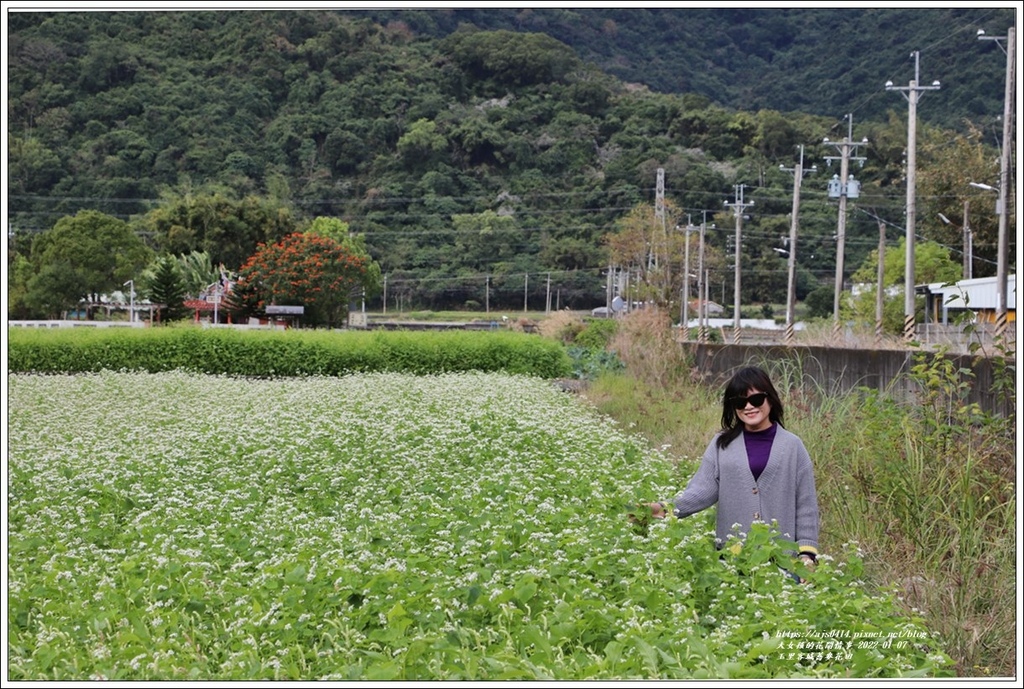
[855,207,998,267]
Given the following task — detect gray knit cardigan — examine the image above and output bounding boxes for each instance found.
[671,425,819,554]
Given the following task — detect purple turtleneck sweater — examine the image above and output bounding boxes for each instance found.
[744,422,777,481]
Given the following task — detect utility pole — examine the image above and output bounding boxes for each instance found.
[545,272,552,314]
[701,268,710,344]
[978,27,1014,351]
[606,264,613,315]
[620,267,630,313]
[963,201,972,281]
[779,145,817,346]
[678,217,698,340]
[939,202,973,280]
[124,280,135,323]
[824,115,867,343]
[725,185,754,344]
[383,274,388,315]
[653,168,666,274]
[485,275,490,314]
[523,273,528,312]
[697,212,709,344]
[886,52,941,343]
[875,217,886,345]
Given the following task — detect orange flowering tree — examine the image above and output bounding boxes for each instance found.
[235,232,378,327]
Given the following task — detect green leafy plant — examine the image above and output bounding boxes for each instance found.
[566,345,624,381]
[573,318,618,351]
[8,371,953,680]
[7,327,573,379]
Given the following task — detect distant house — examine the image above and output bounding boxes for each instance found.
[187,280,233,324]
[917,275,1016,325]
[693,299,725,315]
[183,298,219,323]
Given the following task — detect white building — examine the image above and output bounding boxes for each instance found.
[917,275,1016,326]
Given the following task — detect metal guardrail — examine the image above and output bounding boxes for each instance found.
[8,320,146,328]
[358,320,507,331]
[718,327,789,345]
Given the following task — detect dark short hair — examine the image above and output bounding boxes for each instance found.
[716,366,784,449]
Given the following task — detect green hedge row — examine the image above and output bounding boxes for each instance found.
[7,326,573,379]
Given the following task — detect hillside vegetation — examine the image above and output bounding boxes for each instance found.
[361,7,1014,127]
[7,9,1015,316]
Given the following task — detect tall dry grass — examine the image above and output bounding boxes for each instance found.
[536,309,586,343]
[608,308,692,388]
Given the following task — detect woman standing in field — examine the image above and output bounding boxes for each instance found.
[648,366,819,570]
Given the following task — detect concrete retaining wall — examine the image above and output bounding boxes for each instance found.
[684,343,1015,418]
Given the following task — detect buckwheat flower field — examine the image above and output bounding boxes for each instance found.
[7,371,951,680]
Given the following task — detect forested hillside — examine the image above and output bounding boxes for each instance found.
[6,9,1015,318]
[360,7,1015,128]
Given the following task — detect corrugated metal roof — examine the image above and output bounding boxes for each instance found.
[922,275,1016,309]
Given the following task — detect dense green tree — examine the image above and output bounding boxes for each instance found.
[7,253,36,320]
[6,10,1013,314]
[304,216,352,242]
[747,252,789,305]
[144,255,189,323]
[137,191,295,270]
[397,118,448,168]
[752,109,800,160]
[915,123,1005,279]
[451,211,520,270]
[804,286,834,320]
[23,262,90,319]
[304,217,383,299]
[848,237,962,334]
[28,210,153,318]
[8,137,63,193]
[540,236,606,272]
[441,29,582,92]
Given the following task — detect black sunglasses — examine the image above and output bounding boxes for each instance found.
[731,392,768,410]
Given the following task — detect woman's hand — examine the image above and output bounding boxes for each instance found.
[627,502,668,525]
[649,502,669,519]
[798,553,816,584]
